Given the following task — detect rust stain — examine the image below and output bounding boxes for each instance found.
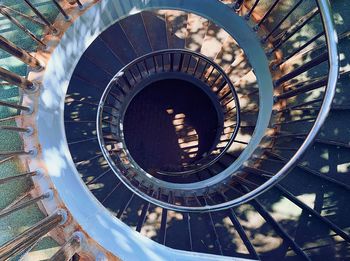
[19,0,120,259]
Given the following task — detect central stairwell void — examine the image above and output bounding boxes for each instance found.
[123,77,222,175]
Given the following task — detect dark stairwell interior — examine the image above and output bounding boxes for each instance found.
[123,78,221,178]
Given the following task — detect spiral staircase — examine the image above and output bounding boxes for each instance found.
[0,0,349,260]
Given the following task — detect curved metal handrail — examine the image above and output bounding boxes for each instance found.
[97,0,338,212]
[218,0,339,209]
[97,49,241,179]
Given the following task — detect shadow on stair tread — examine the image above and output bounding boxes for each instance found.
[165,10,187,49]
[119,13,153,56]
[142,11,168,51]
[100,21,138,64]
[84,37,124,75]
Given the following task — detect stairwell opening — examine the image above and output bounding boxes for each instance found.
[123,78,222,179]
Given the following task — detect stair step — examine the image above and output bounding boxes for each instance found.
[84,37,123,75]
[164,10,187,49]
[119,13,153,56]
[100,22,137,64]
[142,11,168,51]
[200,21,229,60]
[214,36,241,71]
[185,13,209,52]
[73,55,111,89]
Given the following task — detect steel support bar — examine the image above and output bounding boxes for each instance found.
[256,0,281,28]
[0,67,34,90]
[49,233,82,261]
[0,193,50,219]
[0,125,31,133]
[0,150,34,157]
[0,6,45,46]
[0,35,42,69]
[0,211,65,260]
[275,52,328,86]
[0,171,36,185]
[263,0,304,41]
[276,185,350,242]
[246,0,260,18]
[0,100,31,112]
[52,0,70,20]
[23,0,57,34]
[0,5,45,26]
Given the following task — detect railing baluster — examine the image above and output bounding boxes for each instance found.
[271,8,319,51]
[86,169,111,186]
[0,67,35,90]
[272,32,324,68]
[158,208,168,245]
[274,52,328,87]
[136,201,150,232]
[116,193,135,219]
[265,151,350,191]
[0,210,67,260]
[204,67,215,83]
[275,98,323,114]
[185,55,192,72]
[0,5,45,26]
[263,0,304,42]
[152,55,157,73]
[100,180,122,204]
[183,213,193,251]
[248,196,311,260]
[276,185,350,242]
[0,171,37,185]
[51,0,71,20]
[0,155,15,165]
[23,0,58,34]
[217,190,260,259]
[177,53,183,72]
[203,197,224,255]
[0,125,32,134]
[49,232,82,261]
[246,0,260,19]
[276,76,327,100]
[0,6,46,46]
[192,57,200,75]
[199,62,209,79]
[0,35,43,69]
[0,192,51,219]
[0,149,36,157]
[274,117,317,125]
[255,0,281,29]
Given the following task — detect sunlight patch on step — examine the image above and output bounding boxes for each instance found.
[337,162,350,173]
[320,165,330,173]
[271,197,301,220]
[296,193,316,209]
[222,216,250,254]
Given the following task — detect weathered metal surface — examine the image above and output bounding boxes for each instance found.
[20,0,120,260]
